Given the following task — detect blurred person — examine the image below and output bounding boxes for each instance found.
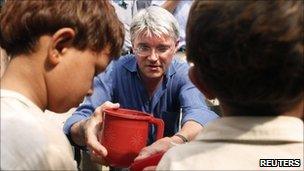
[152,0,193,60]
[0,0,124,170]
[156,0,303,170]
[111,0,152,55]
[63,6,218,169]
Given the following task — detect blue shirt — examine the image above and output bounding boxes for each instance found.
[63,54,218,143]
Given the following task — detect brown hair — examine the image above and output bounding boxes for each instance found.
[187,0,303,115]
[0,0,124,58]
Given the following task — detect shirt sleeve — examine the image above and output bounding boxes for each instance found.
[63,62,115,136]
[177,64,219,126]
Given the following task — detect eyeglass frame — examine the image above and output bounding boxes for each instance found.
[133,43,176,57]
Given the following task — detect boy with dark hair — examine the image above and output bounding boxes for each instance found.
[157,1,303,170]
[0,0,124,170]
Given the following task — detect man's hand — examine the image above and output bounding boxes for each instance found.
[134,137,172,161]
[133,135,184,162]
[134,121,203,161]
[80,101,120,164]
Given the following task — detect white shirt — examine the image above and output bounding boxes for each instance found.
[111,0,136,52]
[157,116,304,170]
[1,89,77,170]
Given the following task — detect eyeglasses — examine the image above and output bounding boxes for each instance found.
[134,44,174,57]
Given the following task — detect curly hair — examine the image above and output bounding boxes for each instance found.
[187,0,303,115]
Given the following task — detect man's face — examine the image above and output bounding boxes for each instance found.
[46,47,111,113]
[133,34,178,81]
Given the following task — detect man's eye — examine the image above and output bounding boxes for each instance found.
[139,46,150,52]
[157,47,169,52]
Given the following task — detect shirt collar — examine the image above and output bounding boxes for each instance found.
[196,116,303,143]
[122,54,177,79]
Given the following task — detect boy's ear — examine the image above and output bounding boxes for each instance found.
[47,28,76,65]
[189,66,216,100]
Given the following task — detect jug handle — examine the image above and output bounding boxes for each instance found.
[150,118,164,140]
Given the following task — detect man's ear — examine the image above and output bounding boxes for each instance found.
[189,66,216,100]
[174,40,180,53]
[47,28,76,65]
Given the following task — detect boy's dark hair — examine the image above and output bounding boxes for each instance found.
[0,0,124,58]
[187,1,303,115]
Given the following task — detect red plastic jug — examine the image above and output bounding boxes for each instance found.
[99,108,164,167]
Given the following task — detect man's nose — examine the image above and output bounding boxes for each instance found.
[148,49,158,61]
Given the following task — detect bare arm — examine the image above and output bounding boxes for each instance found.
[69,101,120,164]
[160,0,181,13]
[134,120,203,161]
[70,120,86,146]
[171,120,203,143]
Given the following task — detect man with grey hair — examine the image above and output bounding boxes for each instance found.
[63,6,218,167]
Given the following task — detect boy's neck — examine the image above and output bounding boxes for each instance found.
[1,54,48,111]
[220,101,304,119]
[281,101,304,119]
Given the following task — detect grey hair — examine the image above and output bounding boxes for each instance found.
[130,6,180,44]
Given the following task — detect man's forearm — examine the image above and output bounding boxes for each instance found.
[70,120,86,146]
[171,120,203,143]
